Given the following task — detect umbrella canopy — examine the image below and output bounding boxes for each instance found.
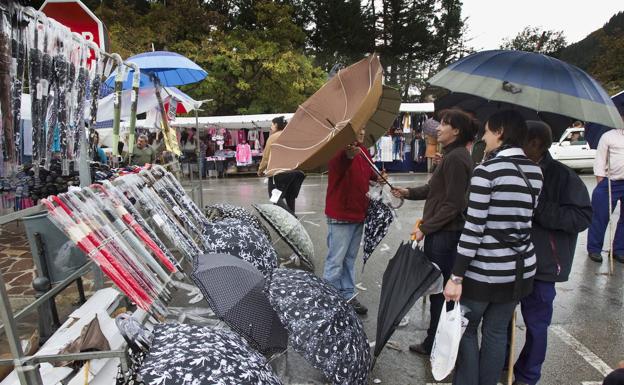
[266,54,398,175]
[104,51,208,89]
[191,253,288,355]
[87,86,199,123]
[267,268,370,385]
[201,218,278,279]
[374,242,441,360]
[362,198,394,265]
[434,92,580,139]
[253,204,315,271]
[139,323,283,385]
[429,50,624,130]
[586,90,624,148]
[205,203,271,240]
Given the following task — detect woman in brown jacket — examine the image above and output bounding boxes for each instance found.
[392,108,477,355]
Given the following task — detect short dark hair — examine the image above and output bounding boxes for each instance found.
[486,110,528,147]
[272,116,287,130]
[439,108,478,146]
[525,120,552,152]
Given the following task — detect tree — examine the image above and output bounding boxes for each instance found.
[178,2,326,115]
[500,26,567,56]
[590,33,624,95]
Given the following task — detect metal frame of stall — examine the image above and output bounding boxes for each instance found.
[0,5,161,385]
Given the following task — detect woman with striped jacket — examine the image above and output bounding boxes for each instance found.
[444,110,543,385]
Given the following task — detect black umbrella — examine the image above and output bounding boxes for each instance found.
[268,268,371,385]
[205,203,272,240]
[435,92,575,140]
[373,242,441,362]
[362,198,394,266]
[139,323,284,385]
[202,218,277,279]
[191,253,288,355]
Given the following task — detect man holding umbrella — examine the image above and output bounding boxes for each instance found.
[323,128,384,315]
[510,121,592,385]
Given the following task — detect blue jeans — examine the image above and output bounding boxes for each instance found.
[422,230,461,350]
[587,179,624,255]
[453,298,517,385]
[514,280,556,385]
[322,219,363,299]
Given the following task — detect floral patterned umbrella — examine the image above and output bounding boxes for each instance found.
[205,203,271,240]
[253,204,315,271]
[139,323,283,385]
[362,198,394,265]
[201,218,277,279]
[267,268,370,385]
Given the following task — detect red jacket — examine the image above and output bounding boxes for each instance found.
[325,145,376,222]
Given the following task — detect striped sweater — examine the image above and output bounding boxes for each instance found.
[452,147,543,303]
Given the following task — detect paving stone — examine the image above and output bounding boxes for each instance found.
[2,249,28,257]
[10,258,33,271]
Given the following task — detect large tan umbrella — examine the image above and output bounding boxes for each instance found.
[266,54,400,175]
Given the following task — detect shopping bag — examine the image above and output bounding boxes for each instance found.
[430,301,467,381]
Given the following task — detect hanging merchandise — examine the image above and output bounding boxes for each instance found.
[27,13,43,173]
[111,54,124,158]
[0,11,14,176]
[127,64,140,155]
[11,7,27,168]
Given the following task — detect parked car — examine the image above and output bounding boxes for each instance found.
[549,127,596,170]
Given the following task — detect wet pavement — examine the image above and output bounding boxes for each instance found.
[188,172,623,385]
[0,172,621,384]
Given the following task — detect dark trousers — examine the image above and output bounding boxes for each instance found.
[267,171,306,214]
[513,280,556,385]
[587,178,624,255]
[453,298,517,385]
[422,230,461,350]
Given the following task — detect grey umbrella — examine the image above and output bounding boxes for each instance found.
[253,204,315,271]
[191,253,288,356]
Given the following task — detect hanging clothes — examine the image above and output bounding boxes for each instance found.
[377,136,393,162]
[237,129,247,144]
[235,143,252,166]
[402,114,411,133]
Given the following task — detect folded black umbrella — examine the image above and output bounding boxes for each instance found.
[362,198,394,265]
[373,242,441,362]
[202,218,278,279]
[191,253,288,355]
[267,268,371,385]
[139,323,283,385]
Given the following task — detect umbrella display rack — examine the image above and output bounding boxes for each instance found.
[0,5,180,385]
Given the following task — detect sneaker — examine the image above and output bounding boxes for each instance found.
[408,343,431,355]
[588,252,603,263]
[350,299,368,315]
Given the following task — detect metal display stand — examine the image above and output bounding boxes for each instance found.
[0,5,154,385]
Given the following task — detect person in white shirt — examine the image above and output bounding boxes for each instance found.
[587,127,624,263]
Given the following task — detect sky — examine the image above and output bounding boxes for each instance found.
[461,0,624,50]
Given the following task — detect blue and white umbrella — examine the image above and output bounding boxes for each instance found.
[429,50,624,130]
[104,51,208,89]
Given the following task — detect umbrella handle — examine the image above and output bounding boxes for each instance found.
[357,147,394,189]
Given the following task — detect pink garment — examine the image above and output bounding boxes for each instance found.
[235,143,252,166]
[238,129,247,144]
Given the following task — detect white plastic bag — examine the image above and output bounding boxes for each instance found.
[430,301,468,381]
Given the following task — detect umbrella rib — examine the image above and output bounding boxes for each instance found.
[298,105,336,131]
[337,71,349,121]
